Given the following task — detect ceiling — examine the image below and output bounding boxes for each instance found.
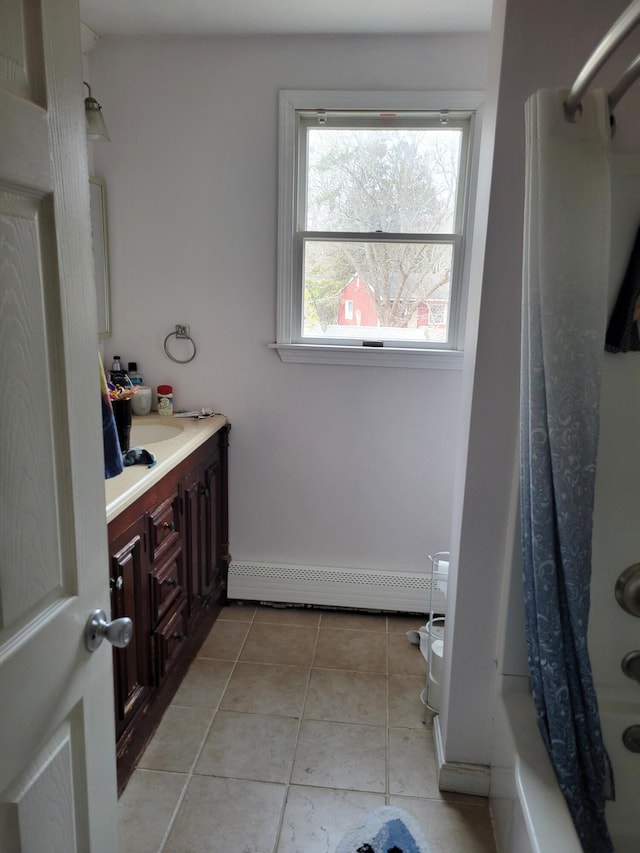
[79,0,492,38]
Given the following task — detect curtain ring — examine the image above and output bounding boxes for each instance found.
[163,331,197,364]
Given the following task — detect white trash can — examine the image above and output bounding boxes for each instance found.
[427,638,444,711]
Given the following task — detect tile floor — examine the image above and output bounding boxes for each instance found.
[118,604,496,853]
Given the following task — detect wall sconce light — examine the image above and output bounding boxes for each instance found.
[84,82,110,142]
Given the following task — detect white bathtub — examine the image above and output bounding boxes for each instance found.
[599,694,640,853]
[490,676,640,853]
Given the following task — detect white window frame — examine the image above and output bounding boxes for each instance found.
[271,90,484,369]
[344,299,354,321]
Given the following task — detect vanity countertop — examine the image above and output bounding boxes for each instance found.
[105,413,228,523]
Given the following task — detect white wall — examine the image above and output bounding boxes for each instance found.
[90,34,488,581]
[441,0,640,785]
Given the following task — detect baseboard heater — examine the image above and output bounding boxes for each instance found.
[227,560,446,614]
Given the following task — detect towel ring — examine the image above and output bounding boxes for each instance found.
[163,330,197,364]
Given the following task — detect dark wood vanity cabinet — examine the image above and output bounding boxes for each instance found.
[108,424,230,794]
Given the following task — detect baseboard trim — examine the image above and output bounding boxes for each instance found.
[227,559,446,614]
[433,714,491,797]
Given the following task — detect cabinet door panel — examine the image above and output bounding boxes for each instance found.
[182,468,204,618]
[110,519,152,736]
[203,454,223,602]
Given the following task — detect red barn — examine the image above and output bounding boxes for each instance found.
[336,272,449,338]
[337,273,379,327]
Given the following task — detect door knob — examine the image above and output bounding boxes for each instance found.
[615,563,640,616]
[621,650,640,683]
[85,609,133,652]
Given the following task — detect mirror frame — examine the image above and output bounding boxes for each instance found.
[89,177,111,338]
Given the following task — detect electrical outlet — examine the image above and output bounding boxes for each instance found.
[175,324,190,338]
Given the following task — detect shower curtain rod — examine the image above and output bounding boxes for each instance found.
[564,0,640,120]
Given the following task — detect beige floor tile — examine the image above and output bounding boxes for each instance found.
[217,603,256,621]
[387,613,426,634]
[291,720,386,792]
[118,769,187,853]
[255,605,322,626]
[163,776,286,853]
[119,610,497,853]
[195,710,299,782]
[220,661,309,716]
[137,706,212,773]
[388,727,440,798]
[388,632,427,676]
[170,657,233,710]
[388,795,497,852]
[314,628,387,672]
[197,617,250,660]
[388,675,428,729]
[320,611,387,631]
[304,668,387,725]
[277,785,385,853]
[240,621,318,666]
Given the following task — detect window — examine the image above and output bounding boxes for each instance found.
[273,90,483,368]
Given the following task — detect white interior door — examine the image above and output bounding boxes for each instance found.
[0,0,118,849]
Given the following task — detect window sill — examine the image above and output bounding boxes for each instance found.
[269,343,464,369]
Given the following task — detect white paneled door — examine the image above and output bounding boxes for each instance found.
[0,0,118,850]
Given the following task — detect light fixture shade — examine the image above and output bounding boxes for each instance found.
[84,83,110,142]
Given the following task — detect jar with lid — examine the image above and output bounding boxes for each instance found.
[157,384,173,415]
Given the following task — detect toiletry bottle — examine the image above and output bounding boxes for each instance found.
[157,384,174,415]
[110,355,126,386]
[127,362,143,386]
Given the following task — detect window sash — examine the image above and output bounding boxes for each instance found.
[275,90,483,366]
[298,115,470,238]
[295,233,461,348]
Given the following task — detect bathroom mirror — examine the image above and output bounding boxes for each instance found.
[89,177,111,337]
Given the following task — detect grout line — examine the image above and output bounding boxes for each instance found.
[271,621,321,853]
[157,614,252,853]
[155,772,191,853]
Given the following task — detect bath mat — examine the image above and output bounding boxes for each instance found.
[336,805,431,853]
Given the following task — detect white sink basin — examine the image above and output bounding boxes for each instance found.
[129,423,184,445]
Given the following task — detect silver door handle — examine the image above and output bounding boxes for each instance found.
[85,609,133,652]
[621,650,640,684]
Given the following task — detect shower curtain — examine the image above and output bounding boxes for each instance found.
[521,88,614,852]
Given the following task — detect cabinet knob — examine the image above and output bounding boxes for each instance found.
[163,521,175,532]
[164,577,178,588]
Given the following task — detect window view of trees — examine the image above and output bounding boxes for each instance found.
[302,126,463,341]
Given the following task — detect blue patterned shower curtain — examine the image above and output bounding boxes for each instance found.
[521,88,614,852]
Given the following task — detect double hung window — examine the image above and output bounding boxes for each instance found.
[274,91,482,368]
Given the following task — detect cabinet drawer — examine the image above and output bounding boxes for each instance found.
[148,492,179,561]
[150,545,184,627]
[153,598,188,682]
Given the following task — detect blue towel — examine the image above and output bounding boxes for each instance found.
[336,806,431,853]
[100,353,124,479]
[123,447,157,468]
